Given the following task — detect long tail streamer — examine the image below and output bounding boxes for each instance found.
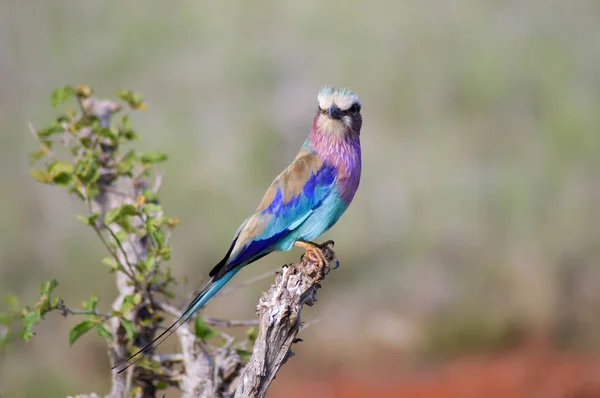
[112,266,241,373]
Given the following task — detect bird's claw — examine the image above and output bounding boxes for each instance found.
[331,258,341,269]
[295,240,339,272]
[320,240,335,248]
[317,240,338,268]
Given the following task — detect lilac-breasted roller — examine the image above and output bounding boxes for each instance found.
[114,86,362,372]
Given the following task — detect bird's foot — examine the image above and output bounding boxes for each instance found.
[319,240,340,270]
[294,240,338,271]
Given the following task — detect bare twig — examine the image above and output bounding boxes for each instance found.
[106,226,136,273]
[155,300,258,328]
[28,121,55,156]
[152,169,164,194]
[203,317,259,328]
[55,301,113,320]
[219,269,279,296]
[91,225,136,282]
[300,316,324,331]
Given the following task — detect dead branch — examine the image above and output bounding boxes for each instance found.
[235,250,334,398]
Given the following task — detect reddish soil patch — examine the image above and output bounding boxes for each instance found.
[268,345,600,398]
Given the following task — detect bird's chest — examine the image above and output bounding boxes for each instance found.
[331,155,361,204]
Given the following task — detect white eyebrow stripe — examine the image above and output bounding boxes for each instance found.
[317,87,361,111]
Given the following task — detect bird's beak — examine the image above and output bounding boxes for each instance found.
[328,104,342,120]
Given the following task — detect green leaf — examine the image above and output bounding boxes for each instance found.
[140,151,168,164]
[83,294,98,311]
[0,313,15,325]
[76,212,100,226]
[246,327,258,343]
[37,123,64,137]
[194,316,219,341]
[118,114,142,140]
[236,349,252,361]
[48,161,73,178]
[53,173,73,186]
[101,257,120,271]
[97,127,118,141]
[139,317,155,328]
[40,279,59,298]
[116,89,146,110]
[30,170,52,184]
[158,247,172,261]
[152,230,165,248]
[75,158,100,185]
[132,93,144,106]
[121,128,140,141]
[142,189,159,203]
[104,204,137,226]
[104,206,122,225]
[20,311,41,341]
[96,324,112,339]
[155,381,169,391]
[118,216,137,234]
[86,183,100,199]
[75,215,89,225]
[69,320,96,345]
[120,204,138,216]
[115,89,133,102]
[48,161,74,185]
[29,149,48,163]
[51,86,75,107]
[140,257,154,272]
[142,203,162,214]
[114,229,128,244]
[4,294,20,310]
[116,150,137,174]
[120,319,136,340]
[121,114,132,130]
[121,294,139,315]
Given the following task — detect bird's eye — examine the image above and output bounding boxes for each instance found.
[349,103,361,113]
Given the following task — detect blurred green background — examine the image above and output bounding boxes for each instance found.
[1,1,599,397]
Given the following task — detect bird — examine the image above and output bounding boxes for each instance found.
[113,86,363,373]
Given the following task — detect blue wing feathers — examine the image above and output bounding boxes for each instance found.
[221,162,337,272]
[226,229,288,266]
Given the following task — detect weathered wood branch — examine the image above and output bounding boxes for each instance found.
[235,250,333,398]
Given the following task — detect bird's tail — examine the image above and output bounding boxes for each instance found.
[112,265,242,373]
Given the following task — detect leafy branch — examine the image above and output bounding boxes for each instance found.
[1,85,254,397]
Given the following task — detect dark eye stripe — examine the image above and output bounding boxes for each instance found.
[317,103,361,115]
[349,103,361,113]
[340,103,361,116]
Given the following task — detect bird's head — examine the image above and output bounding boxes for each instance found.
[315,86,362,138]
